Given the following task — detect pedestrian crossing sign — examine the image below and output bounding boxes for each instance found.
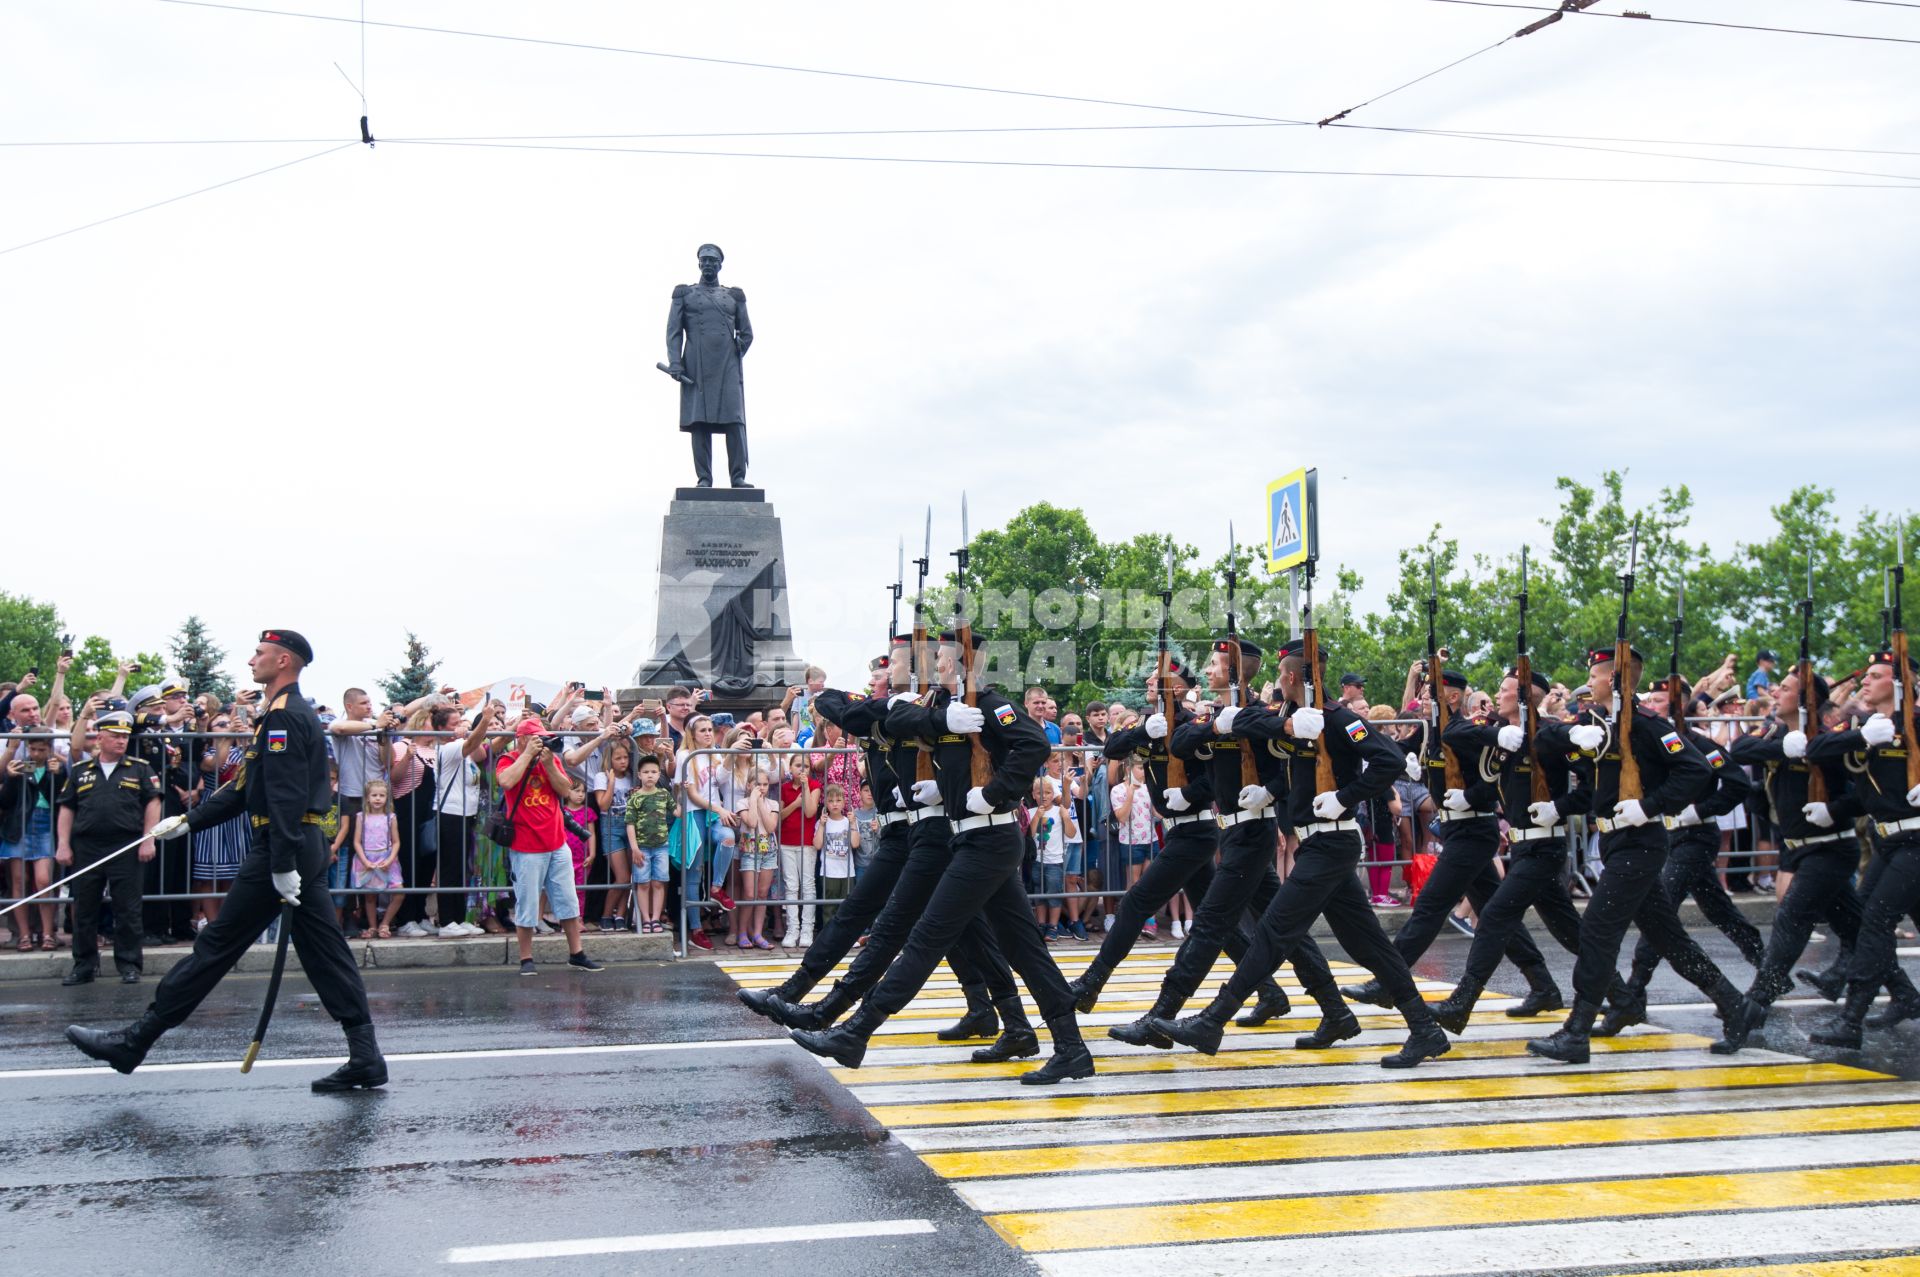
[1267,467,1315,572]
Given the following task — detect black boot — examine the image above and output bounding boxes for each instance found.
[1109,990,1182,1049]
[1710,995,1769,1055]
[738,972,812,1020]
[1381,996,1451,1069]
[765,980,857,1032]
[65,1010,165,1074]
[1021,1014,1096,1084]
[1432,974,1485,1036]
[935,984,1000,1041]
[1867,972,1920,1030]
[1797,952,1850,1002]
[1339,977,1391,1008]
[1706,977,1747,1026]
[1294,983,1361,1049]
[972,997,1041,1063]
[1067,961,1111,1015]
[1593,979,1647,1038]
[1810,982,1876,1049]
[61,965,97,987]
[1527,998,1600,1064]
[1234,979,1291,1027]
[1504,980,1565,1019]
[311,1024,388,1093]
[792,1001,886,1069]
[1151,990,1237,1056]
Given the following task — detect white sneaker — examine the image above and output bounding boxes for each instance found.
[1174,920,1188,940]
[1104,914,1117,931]
[533,919,554,935]
[438,922,468,938]
[395,921,421,938]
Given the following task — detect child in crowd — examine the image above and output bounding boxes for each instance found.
[778,752,821,950]
[736,768,778,948]
[595,742,635,932]
[813,783,859,929]
[624,757,672,934]
[852,781,878,879]
[1030,776,1076,940]
[352,779,404,939]
[563,781,596,892]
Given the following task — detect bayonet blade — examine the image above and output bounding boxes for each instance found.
[1164,539,1175,595]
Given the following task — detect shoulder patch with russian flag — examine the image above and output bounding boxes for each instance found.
[1660,730,1683,754]
[1706,749,1725,768]
[1345,720,1368,742]
[994,704,1016,726]
[266,730,288,753]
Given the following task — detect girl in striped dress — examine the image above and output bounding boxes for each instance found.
[189,713,250,933]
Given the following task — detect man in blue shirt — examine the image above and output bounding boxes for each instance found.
[1745,650,1778,700]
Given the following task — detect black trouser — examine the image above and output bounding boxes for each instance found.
[1750,842,1864,1004]
[1221,830,1422,1007]
[1394,821,1551,986]
[1845,838,1920,992]
[1573,833,1727,1005]
[1856,841,1920,935]
[864,823,1072,1022]
[840,820,1016,1006]
[431,812,475,929]
[1457,843,1585,988]
[71,838,144,976]
[148,827,372,1033]
[1090,821,1308,997]
[1158,819,1335,1006]
[1629,829,1764,984]
[141,812,191,939]
[793,820,912,992]
[690,424,748,486]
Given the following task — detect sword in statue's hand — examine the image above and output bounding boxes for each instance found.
[655,362,695,386]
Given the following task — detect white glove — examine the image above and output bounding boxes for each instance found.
[1164,788,1192,813]
[1290,707,1325,740]
[1803,801,1834,828]
[1497,725,1524,753]
[1862,713,1896,747]
[1570,724,1606,752]
[1611,798,1650,827]
[964,786,993,815]
[1907,784,1920,809]
[1443,788,1471,813]
[270,870,303,906]
[1673,804,1704,827]
[150,814,190,841]
[911,779,942,807]
[1781,730,1807,759]
[1238,783,1272,811]
[891,786,905,807]
[887,692,917,709]
[1311,791,1347,820]
[1404,752,1421,780]
[1213,705,1239,735]
[1527,800,1562,828]
[945,702,985,734]
[1145,712,1168,740]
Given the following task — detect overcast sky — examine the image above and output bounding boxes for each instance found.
[6,0,1917,698]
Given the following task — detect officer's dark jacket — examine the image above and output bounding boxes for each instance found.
[187,681,330,873]
[886,684,1048,817]
[1570,703,1714,845]
[1807,710,1920,830]
[57,754,160,844]
[814,687,903,816]
[1731,722,1858,842]
[1470,714,1580,830]
[1676,725,1753,831]
[1232,699,1400,828]
[1169,700,1280,813]
[1106,708,1217,818]
[1433,710,1507,836]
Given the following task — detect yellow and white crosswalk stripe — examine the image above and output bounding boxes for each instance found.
[721,948,1920,1275]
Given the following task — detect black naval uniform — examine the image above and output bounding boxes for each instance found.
[1807,704,1920,1045]
[1529,699,1742,1062]
[792,682,1091,1082]
[57,753,160,981]
[1154,695,1449,1067]
[1076,709,1300,1032]
[1623,725,1763,994]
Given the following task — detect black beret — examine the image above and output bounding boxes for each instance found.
[1869,650,1915,678]
[1506,666,1552,694]
[1438,669,1469,690]
[1589,645,1645,668]
[1161,658,1201,687]
[1215,637,1263,662]
[261,629,314,665]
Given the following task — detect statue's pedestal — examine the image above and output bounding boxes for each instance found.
[625,488,808,714]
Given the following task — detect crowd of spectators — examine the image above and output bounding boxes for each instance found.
[4,643,1906,970]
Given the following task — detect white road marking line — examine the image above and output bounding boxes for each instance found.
[1029,1204,1920,1277]
[958,1129,1918,1213]
[445,1218,936,1263]
[892,1082,1920,1152]
[0,1036,792,1081]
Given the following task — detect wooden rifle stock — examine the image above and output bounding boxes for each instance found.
[1302,626,1335,794]
[1158,650,1187,790]
[1518,652,1550,805]
[957,622,993,788]
[1431,651,1466,791]
[1615,635,1643,802]
[1233,646,1260,789]
[912,620,935,784]
[1897,627,1920,790]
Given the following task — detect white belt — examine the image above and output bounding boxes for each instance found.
[1298,819,1358,837]
[953,811,1016,832]
[1595,816,1680,833]
[1785,831,1849,850]
[1217,809,1277,829]
[876,810,912,827]
[1876,816,1920,837]
[1436,809,1495,823]
[1164,811,1211,828]
[907,803,946,824]
[1508,826,1560,843]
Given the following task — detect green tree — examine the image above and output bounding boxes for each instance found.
[169,615,234,703]
[379,631,442,705]
[0,591,64,685]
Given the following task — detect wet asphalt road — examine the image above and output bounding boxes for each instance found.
[3,925,1917,1276]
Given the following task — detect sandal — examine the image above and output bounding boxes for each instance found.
[15,936,31,953]
[376,925,392,939]
[40,936,56,952]
[736,934,752,949]
[752,935,772,950]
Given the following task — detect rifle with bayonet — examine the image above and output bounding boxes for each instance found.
[1798,549,1829,804]
[1226,523,1260,791]
[1895,525,1919,792]
[1669,575,1688,735]
[1300,554,1336,795]
[955,495,992,788]
[1614,517,1644,802]
[911,507,935,785]
[889,536,904,666]
[1516,546,1550,806]
[1426,555,1464,792]
[1158,540,1187,791]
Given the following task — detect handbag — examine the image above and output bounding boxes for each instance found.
[486,767,528,850]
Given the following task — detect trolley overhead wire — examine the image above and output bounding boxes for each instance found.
[1412,0,1920,47]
